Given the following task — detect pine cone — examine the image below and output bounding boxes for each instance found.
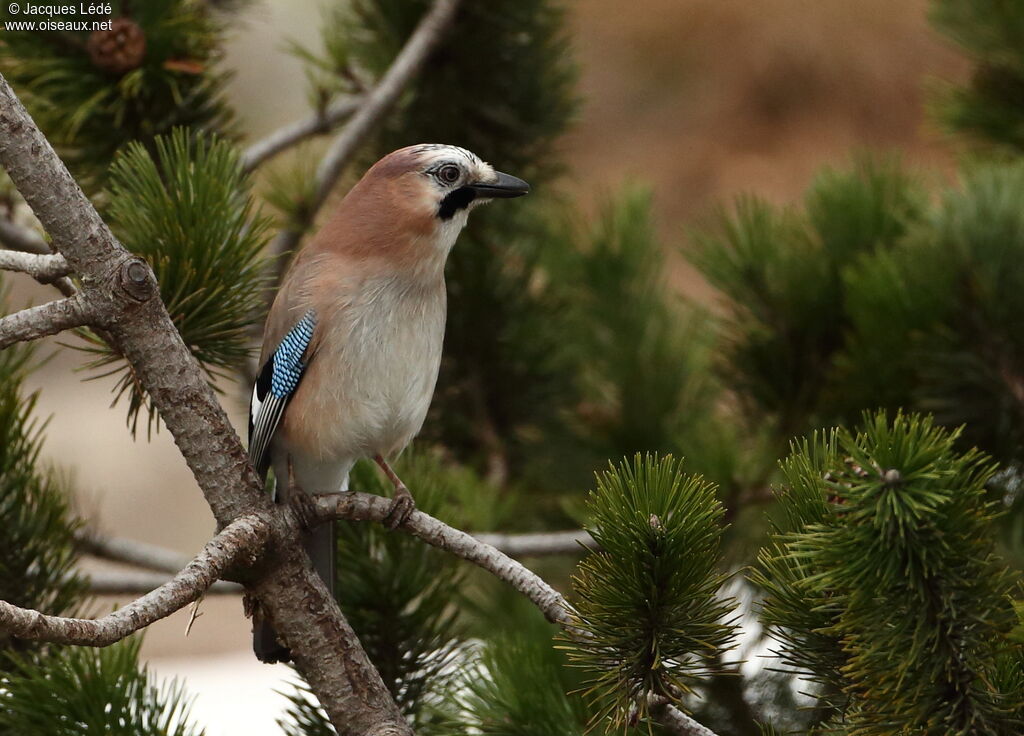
[87,18,147,76]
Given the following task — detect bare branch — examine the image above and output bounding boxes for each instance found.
[241,95,364,173]
[0,515,266,646]
[0,215,48,253]
[86,570,242,595]
[0,216,78,296]
[269,0,461,258]
[317,491,573,627]
[476,529,597,557]
[650,699,720,736]
[75,529,192,575]
[0,293,96,349]
[0,249,71,282]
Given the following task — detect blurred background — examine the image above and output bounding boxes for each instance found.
[4,0,1019,734]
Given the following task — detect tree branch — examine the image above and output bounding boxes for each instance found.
[269,0,461,258]
[475,529,597,557]
[86,570,242,595]
[241,95,364,173]
[0,249,71,282]
[316,491,573,627]
[0,293,96,349]
[75,529,192,575]
[0,515,266,646]
[1,73,412,736]
[650,699,721,736]
[0,216,78,296]
[0,215,48,254]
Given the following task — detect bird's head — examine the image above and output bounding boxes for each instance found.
[355,144,529,242]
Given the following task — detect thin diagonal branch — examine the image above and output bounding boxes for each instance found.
[0,249,71,282]
[241,95,364,173]
[0,216,48,253]
[75,529,191,575]
[270,0,461,258]
[0,515,266,646]
[0,216,78,296]
[475,529,597,557]
[651,699,720,736]
[86,570,242,595]
[316,491,573,627]
[0,293,96,350]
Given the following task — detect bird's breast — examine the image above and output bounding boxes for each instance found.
[282,276,447,462]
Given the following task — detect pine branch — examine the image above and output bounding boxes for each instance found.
[86,570,241,596]
[474,529,597,557]
[0,514,265,646]
[269,0,461,258]
[0,294,96,350]
[651,697,720,736]
[241,95,364,173]
[0,249,71,283]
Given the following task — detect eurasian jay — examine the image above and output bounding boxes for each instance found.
[247,144,529,662]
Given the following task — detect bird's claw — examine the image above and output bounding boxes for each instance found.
[384,484,415,529]
[288,488,319,531]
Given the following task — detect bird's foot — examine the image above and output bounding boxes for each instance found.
[384,483,415,529]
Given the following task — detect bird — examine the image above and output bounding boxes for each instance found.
[247,144,530,662]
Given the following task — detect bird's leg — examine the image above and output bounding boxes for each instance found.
[285,455,318,531]
[374,454,415,529]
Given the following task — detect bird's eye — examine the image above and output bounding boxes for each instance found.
[437,165,461,184]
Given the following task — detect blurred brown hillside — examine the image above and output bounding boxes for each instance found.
[562,0,967,297]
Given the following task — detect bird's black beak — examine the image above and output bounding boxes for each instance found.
[469,171,531,199]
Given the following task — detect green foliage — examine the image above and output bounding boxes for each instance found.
[78,128,271,434]
[929,0,1024,153]
[692,156,923,438]
[0,0,234,193]
[0,638,204,736]
[841,162,1024,467]
[0,343,86,659]
[565,454,736,730]
[756,412,1023,734]
[458,612,587,736]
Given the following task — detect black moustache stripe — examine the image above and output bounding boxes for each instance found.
[437,186,476,220]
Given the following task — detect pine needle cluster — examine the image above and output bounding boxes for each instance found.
[77,128,271,433]
[756,412,1023,734]
[0,0,234,193]
[565,454,736,730]
[0,638,204,736]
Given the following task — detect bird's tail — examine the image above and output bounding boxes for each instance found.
[252,520,337,663]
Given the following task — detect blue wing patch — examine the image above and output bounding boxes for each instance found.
[248,310,317,482]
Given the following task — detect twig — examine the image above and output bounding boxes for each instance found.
[317,492,572,628]
[86,570,241,595]
[75,529,192,575]
[475,529,597,557]
[269,0,461,258]
[0,515,266,646]
[650,698,720,736]
[0,293,96,350]
[0,249,71,282]
[0,216,48,253]
[0,216,77,297]
[241,95,364,173]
